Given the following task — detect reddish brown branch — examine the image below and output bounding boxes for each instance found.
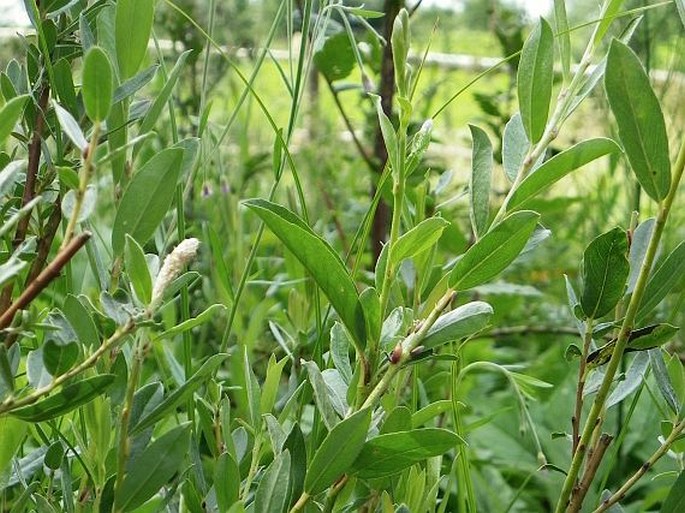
[0,86,51,313]
[568,433,613,513]
[1,232,91,343]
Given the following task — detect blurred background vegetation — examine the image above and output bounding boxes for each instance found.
[1,0,683,510]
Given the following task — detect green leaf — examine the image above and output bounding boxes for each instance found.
[502,112,528,182]
[468,125,493,238]
[553,0,570,81]
[53,101,87,151]
[82,46,113,122]
[330,322,353,385]
[677,0,685,29]
[606,352,650,409]
[373,95,399,175]
[661,470,685,513]
[650,351,680,416]
[508,138,620,210]
[111,148,184,255]
[124,235,152,305]
[313,32,355,82]
[305,408,371,495]
[391,9,410,97]
[112,64,158,104]
[284,423,307,501]
[116,423,191,512]
[580,227,629,319]
[449,211,540,290]
[627,218,655,294]
[155,304,226,340]
[517,17,554,143]
[351,428,463,479]
[422,301,493,349]
[254,450,291,513]
[244,199,365,347]
[10,374,115,422]
[138,50,191,135]
[392,217,449,269]
[0,95,28,143]
[260,355,288,414]
[214,452,240,512]
[637,242,685,320]
[0,416,27,475]
[627,324,679,352]
[303,360,338,431]
[605,40,671,201]
[381,406,412,434]
[359,287,381,348]
[130,354,228,434]
[115,0,154,80]
[594,0,625,47]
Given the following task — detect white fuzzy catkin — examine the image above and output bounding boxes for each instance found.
[149,238,200,311]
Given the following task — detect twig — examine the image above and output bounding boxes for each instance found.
[573,325,595,454]
[24,195,63,285]
[0,318,136,414]
[0,86,51,313]
[592,418,685,513]
[361,288,455,410]
[325,78,376,172]
[568,433,613,513]
[0,232,91,340]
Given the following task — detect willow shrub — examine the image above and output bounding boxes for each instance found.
[0,1,684,512]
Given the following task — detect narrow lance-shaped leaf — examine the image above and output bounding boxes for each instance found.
[115,0,154,80]
[0,95,28,143]
[111,147,184,255]
[554,0,570,81]
[254,450,291,513]
[244,199,366,347]
[508,138,620,210]
[130,354,228,434]
[637,241,685,321]
[422,301,493,349]
[502,112,528,183]
[304,408,371,495]
[661,470,685,513]
[138,50,191,135]
[449,211,540,290]
[82,46,113,122]
[124,235,152,305]
[468,125,493,238]
[580,227,629,319]
[517,17,554,144]
[605,40,671,201]
[391,217,449,267]
[350,428,464,479]
[53,101,87,151]
[116,423,191,511]
[10,375,115,422]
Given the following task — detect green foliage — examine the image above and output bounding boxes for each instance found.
[0,1,683,513]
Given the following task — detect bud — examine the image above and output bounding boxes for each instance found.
[149,238,200,312]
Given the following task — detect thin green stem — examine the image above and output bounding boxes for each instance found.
[592,416,685,512]
[62,122,99,247]
[361,289,455,411]
[452,359,477,513]
[113,336,145,512]
[0,319,136,415]
[289,492,311,513]
[554,138,685,513]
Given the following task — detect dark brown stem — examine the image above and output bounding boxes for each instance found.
[371,0,402,263]
[319,183,350,255]
[325,78,376,172]
[573,327,595,454]
[24,195,62,286]
[1,232,91,342]
[568,434,613,513]
[0,86,51,314]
